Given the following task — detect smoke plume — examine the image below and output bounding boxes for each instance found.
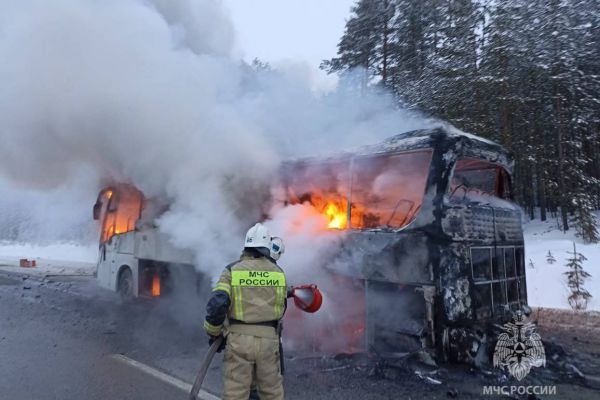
[0,0,430,276]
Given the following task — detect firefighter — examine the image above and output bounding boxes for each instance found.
[204,223,287,400]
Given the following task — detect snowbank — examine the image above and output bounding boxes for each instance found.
[524,213,600,311]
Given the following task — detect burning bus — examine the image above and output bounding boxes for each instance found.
[93,185,197,299]
[278,127,527,363]
[92,126,527,363]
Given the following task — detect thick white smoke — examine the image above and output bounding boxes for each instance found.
[0,0,430,274]
[0,168,99,244]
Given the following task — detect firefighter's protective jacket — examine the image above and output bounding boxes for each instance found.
[204,251,287,338]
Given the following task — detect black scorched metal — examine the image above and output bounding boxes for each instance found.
[281,126,528,363]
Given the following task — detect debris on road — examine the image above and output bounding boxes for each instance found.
[415,370,442,385]
[19,259,36,268]
[320,365,352,373]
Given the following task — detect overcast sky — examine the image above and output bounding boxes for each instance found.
[224,0,356,86]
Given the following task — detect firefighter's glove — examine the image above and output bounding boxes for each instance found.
[208,335,226,353]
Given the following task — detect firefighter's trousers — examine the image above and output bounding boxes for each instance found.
[223,326,283,400]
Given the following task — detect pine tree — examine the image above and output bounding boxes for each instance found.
[327,0,600,230]
[570,195,600,243]
[530,0,600,235]
[387,0,440,107]
[565,0,600,243]
[434,0,483,127]
[322,0,396,89]
[564,242,592,310]
[478,1,534,212]
[546,251,556,264]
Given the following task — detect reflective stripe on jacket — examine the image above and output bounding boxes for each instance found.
[204,252,287,337]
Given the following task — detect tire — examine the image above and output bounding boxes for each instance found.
[118,267,134,301]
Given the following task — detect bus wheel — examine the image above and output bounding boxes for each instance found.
[118,267,134,301]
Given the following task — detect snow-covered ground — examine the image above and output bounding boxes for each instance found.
[524,213,600,311]
[0,241,97,263]
[0,241,97,277]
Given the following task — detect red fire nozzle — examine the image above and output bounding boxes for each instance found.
[290,284,323,313]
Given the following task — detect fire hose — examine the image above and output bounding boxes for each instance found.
[188,335,223,400]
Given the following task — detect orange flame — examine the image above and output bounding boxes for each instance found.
[324,202,347,229]
[151,273,161,297]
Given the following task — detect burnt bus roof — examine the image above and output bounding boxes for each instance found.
[285,126,514,174]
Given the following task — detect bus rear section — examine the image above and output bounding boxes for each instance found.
[93,184,200,300]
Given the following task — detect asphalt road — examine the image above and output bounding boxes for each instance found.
[0,271,218,400]
[1,268,599,400]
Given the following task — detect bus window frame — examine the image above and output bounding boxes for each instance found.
[348,148,434,231]
[448,158,513,202]
[100,189,119,244]
[96,186,143,245]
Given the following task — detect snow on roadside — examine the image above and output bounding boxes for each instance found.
[524,213,600,311]
[0,241,97,276]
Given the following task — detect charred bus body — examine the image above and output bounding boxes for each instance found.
[280,127,527,363]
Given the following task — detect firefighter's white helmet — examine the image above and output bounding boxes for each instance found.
[244,223,285,261]
[245,223,272,250]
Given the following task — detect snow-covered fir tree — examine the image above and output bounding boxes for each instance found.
[570,196,600,243]
[564,242,592,311]
[546,251,556,264]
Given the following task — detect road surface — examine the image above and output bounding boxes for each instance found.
[1,268,599,400]
[0,271,219,400]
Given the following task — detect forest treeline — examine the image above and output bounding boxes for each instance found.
[323,0,600,242]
